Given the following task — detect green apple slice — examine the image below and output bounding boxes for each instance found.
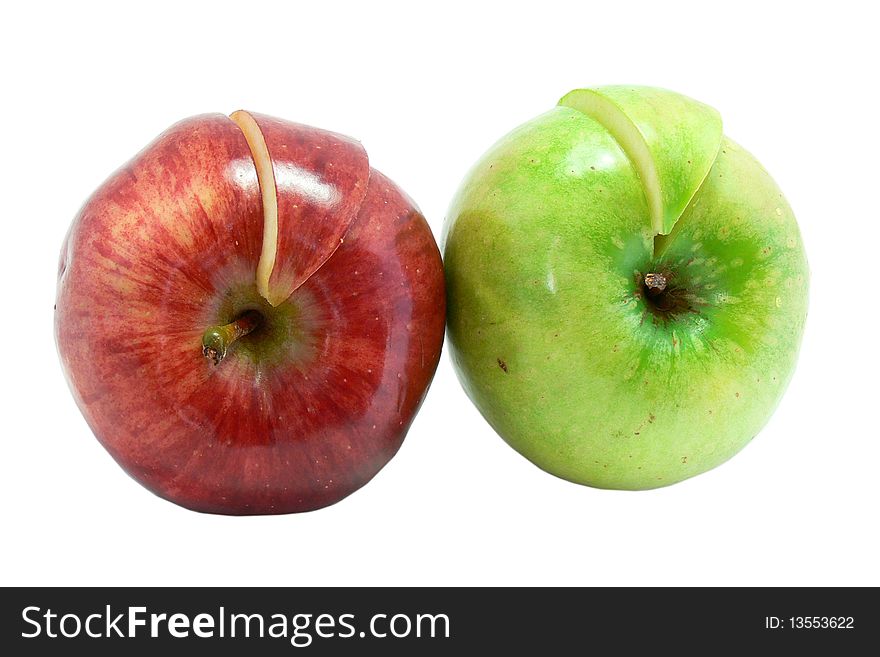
[559,86,722,237]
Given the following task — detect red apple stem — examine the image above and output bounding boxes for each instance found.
[201,310,262,365]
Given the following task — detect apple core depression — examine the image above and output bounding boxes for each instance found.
[55,112,446,514]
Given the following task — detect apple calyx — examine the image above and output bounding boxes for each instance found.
[643,272,667,294]
[228,111,370,308]
[201,310,262,366]
[558,86,722,242]
[637,267,703,322]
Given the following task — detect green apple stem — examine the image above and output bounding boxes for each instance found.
[202,310,262,365]
[644,272,668,295]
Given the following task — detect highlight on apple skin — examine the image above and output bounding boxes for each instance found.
[443,86,809,490]
[55,112,446,514]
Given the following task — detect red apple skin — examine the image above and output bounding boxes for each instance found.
[247,111,371,303]
[55,114,445,514]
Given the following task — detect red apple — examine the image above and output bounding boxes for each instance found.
[55,112,446,515]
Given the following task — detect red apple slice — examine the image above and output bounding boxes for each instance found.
[230,111,370,306]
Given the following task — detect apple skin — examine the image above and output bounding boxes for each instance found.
[244,111,371,304]
[443,87,808,489]
[56,114,445,514]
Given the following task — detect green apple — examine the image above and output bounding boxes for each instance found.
[443,86,808,489]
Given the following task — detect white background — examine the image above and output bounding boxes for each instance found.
[1,0,877,586]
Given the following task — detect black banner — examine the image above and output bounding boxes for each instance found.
[1,587,876,654]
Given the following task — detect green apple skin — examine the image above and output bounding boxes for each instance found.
[443,88,808,489]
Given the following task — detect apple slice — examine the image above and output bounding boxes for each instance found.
[229,110,279,305]
[559,86,722,238]
[230,111,370,307]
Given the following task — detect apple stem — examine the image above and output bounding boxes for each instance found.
[644,272,667,295]
[202,310,262,365]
